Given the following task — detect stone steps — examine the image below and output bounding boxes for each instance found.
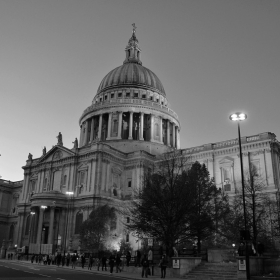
[183,262,237,280]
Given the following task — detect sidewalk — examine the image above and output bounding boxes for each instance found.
[2,259,179,280]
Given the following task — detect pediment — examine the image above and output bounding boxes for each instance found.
[39,145,76,163]
[219,156,234,165]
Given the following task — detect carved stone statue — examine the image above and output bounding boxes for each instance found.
[57,132,63,146]
[43,146,47,156]
[72,138,78,149]
[28,153,33,161]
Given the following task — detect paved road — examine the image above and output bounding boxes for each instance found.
[0,260,149,280]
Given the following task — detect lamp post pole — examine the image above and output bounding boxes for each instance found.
[229,112,250,280]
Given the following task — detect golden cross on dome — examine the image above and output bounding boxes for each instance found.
[132,23,137,34]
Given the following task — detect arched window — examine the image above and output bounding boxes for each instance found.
[75,212,83,234]
[9,224,14,241]
[113,120,118,133]
[155,123,159,137]
[25,215,31,235]
[63,175,67,186]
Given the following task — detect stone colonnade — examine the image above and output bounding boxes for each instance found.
[80,111,180,149]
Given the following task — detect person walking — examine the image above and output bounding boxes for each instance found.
[109,253,115,274]
[102,255,107,271]
[126,251,131,266]
[141,254,149,278]
[66,253,70,267]
[71,254,77,269]
[88,254,94,270]
[81,254,86,269]
[136,250,141,267]
[116,254,121,273]
[148,248,153,265]
[159,255,168,279]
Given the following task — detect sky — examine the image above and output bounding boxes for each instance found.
[1,0,280,181]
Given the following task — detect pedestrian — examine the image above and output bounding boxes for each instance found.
[81,254,86,269]
[109,253,115,274]
[35,255,38,263]
[57,253,62,266]
[88,254,93,270]
[102,255,107,271]
[61,254,65,266]
[38,254,42,265]
[11,253,13,260]
[159,255,168,279]
[8,254,10,260]
[141,254,149,278]
[135,250,141,267]
[126,251,131,266]
[31,254,35,263]
[71,254,77,269]
[116,254,121,273]
[257,241,264,256]
[66,253,70,266]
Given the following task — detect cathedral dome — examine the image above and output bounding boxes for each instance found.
[97,63,166,96]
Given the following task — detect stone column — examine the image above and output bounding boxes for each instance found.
[90,118,94,142]
[106,113,112,140]
[47,207,55,244]
[97,114,103,140]
[175,126,178,148]
[172,123,176,148]
[79,126,82,148]
[117,112,122,139]
[167,120,170,146]
[177,129,180,149]
[128,112,133,140]
[159,117,163,143]
[36,208,44,244]
[84,120,89,145]
[150,114,154,141]
[16,214,24,247]
[140,112,144,140]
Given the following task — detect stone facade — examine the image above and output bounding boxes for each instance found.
[0,179,22,251]
[1,28,280,255]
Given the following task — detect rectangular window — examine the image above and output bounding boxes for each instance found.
[134,92,138,98]
[100,98,102,102]
[142,94,146,99]
[126,234,129,242]
[118,92,122,98]
[111,93,115,98]
[126,92,130,97]
[127,217,130,223]
[150,97,153,101]
[105,95,108,100]
[128,180,132,188]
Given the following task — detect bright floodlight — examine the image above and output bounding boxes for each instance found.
[30,211,35,215]
[66,191,74,195]
[229,112,247,121]
[41,205,47,209]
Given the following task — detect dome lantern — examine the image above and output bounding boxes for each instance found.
[123,23,142,65]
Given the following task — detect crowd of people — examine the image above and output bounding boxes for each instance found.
[23,249,170,278]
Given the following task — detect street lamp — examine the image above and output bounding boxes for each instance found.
[229,112,250,280]
[64,192,74,254]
